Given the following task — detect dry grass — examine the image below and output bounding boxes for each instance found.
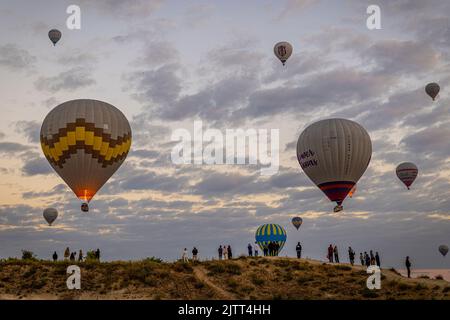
[0,257,448,300]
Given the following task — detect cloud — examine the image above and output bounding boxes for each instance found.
[34,67,96,92]
[0,44,36,71]
[0,142,31,155]
[21,156,53,176]
[80,0,165,18]
[15,120,40,143]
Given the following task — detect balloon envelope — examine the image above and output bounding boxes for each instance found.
[291,217,303,230]
[274,41,293,66]
[255,224,287,253]
[439,245,448,257]
[40,99,132,204]
[297,118,372,208]
[396,162,418,190]
[48,29,62,46]
[43,208,58,226]
[425,83,440,101]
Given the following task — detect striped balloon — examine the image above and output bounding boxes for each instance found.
[40,100,132,207]
[396,162,418,190]
[255,224,287,254]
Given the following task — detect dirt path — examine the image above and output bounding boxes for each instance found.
[193,266,236,300]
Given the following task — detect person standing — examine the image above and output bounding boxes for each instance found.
[78,250,83,262]
[365,252,370,267]
[263,245,268,257]
[248,243,253,256]
[348,247,355,266]
[370,250,375,265]
[334,245,339,263]
[218,245,223,260]
[405,256,412,278]
[360,252,364,266]
[228,245,232,259]
[96,248,101,262]
[69,252,75,262]
[192,247,198,261]
[64,247,70,261]
[375,252,381,267]
[327,244,334,263]
[223,245,228,260]
[296,242,302,259]
[254,245,259,257]
[52,251,58,262]
[182,248,188,262]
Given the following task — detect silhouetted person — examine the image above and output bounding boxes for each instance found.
[64,247,70,261]
[52,251,58,262]
[227,245,232,259]
[296,242,302,258]
[248,243,253,256]
[327,244,334,263]
[78,250,83,262]
[405,256,412,278]
[218,245,223,260]
[364,252,370,267]
[192,247,198,261]
[370,250,375,265]
[254,245,258,257]
[263,246,268,256]
[360,252,364,266]
[334,245,339,263]
[69,252,75,262]
[375,252,380,267]
[96,248,101,261]
[348,247,355,266]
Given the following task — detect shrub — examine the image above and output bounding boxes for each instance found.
[21,250,36,261]
[435,275,444,280]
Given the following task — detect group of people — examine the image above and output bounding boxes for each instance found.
[359,250,381,267]
[262,241,281,256]
[181,247,199,262]
[218,245,233,260]
[327,244,340,263]
[247,243,259,257]
[52,247,101,262]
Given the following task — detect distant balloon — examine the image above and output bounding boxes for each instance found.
[439,245,448,257]
[43,208,58,226]
[274,41,293,66]
[48,29,62,46]
[40,99,132,212]
[348,185,356,198]
[396,162,418,190]
[291,217,303,230]
[425,83,440,101]
[297,119,372,211]
[255,224,287,255]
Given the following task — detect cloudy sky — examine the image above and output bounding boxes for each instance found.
[0,0,449,269]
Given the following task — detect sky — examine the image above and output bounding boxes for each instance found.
[0,0,449,269]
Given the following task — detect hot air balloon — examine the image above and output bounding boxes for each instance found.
[291,217,303,230]
[348,185,356,198]
[43,208,58,226]
[425,83,440,101]
[274,41,293,66]
[48,29,62,46]
[297,119,372,212]
[439,245,448,257]
[396,162,418,190]
[255,224,287,256]
[40,99,132,212]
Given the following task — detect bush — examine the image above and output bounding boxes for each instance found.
[21,250,36,261]
[435,275,444,280]
[143,257,163,263]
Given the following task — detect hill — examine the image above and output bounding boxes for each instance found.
[0,256,449,300]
